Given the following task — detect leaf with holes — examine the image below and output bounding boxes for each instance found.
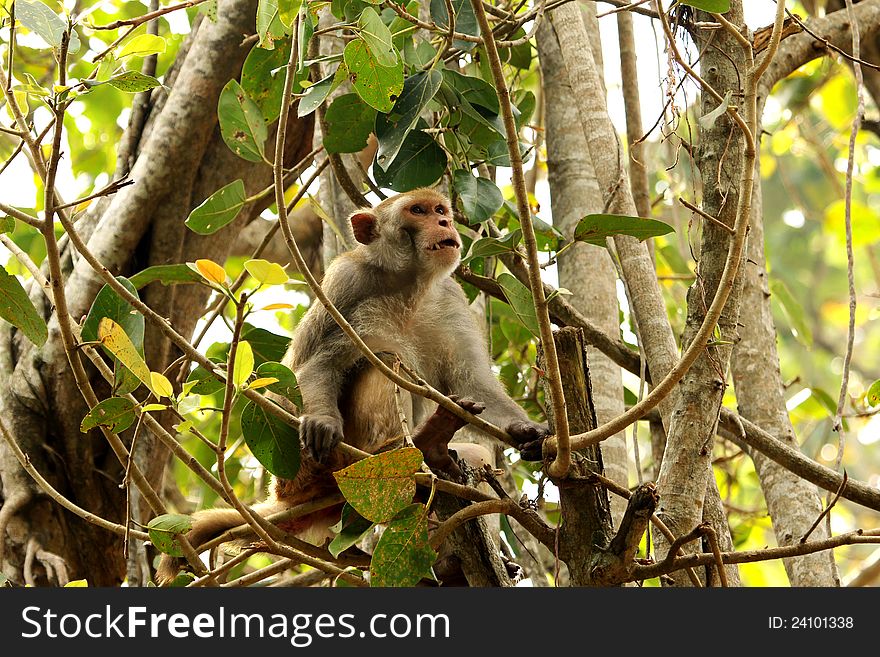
[371,504,436,587]
[0,264,47,347]
[323,93,377,153]
[185,179,246,235]
[497,272,539,337]
[240,400,301,479]
[867,380,880,407]
[218,80,267,162]
[148,514,193,557]
[573,214,674,248]
[344,39,403,113]
[256,0,292,49]
[241,39,292,122]
[80,397,136,433]
[333,447,423,523]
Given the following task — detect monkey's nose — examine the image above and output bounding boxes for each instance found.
[437,218,450,227]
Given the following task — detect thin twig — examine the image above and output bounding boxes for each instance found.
[802,472,848,544]
[678,196,735,235]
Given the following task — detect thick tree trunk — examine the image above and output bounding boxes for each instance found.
[654,5,748,587]
[0,0,314,585]
[537,7,628,528]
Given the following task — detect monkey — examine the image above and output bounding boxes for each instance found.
[157,188,548,584]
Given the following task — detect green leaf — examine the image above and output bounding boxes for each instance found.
[333,447,423,522]
[16,0,80,53]
[343,39,404,113]
[370,503,436,587]
[770,278,813,348]
[681,0,730,12]
[241,325,290,364]
[185,179,246,235]
[80,397,137,433]
[657,243,692,277]
[323,93,377,153]
[357,7,397,68]
[81,276,145,395]
[866,380,880,407]
[573,214,675,247]
[452,171,504,223]
[147,514,193,557]
[118,34,167,59]
[218,80,268,162]
[107,71,163,93]
[256,0,294,49]
[0,264,47,347]
[256,362,302,407]
[241,40,292,122]
[0,215,14,233]
[430,0,479,51]
[233,341,255,387]
[461,229,521,264]
[240,400,301,479]
[497,272,539,337]
[129,264,204,289]
[328,504,375,558]
[297,72,336,117]
[442,69,499,114]
[500,28,532,70]
[186,365,225,395]
[375,70,442,171]
[372,130,447,192]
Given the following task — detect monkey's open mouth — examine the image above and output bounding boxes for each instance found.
[429,239,461,251]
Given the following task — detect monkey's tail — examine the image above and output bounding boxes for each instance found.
[155,500,285,586]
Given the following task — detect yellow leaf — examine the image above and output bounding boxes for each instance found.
[98,318,151,388]
[233,341,254,387]
[244,258,289,286]
[150,372,174,398]
[75,198,93,213]
[195,259,227,286]
[142,403,167,412]
[245,376,279,390]
[259,303,295,311]
[64,579,88,587]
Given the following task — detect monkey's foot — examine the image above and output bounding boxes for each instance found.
[300,414,345,463]
[506,420,550,461]
[411,396,485,476]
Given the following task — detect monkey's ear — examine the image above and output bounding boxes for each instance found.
[350,211,378,245]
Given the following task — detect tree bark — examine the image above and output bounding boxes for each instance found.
[537,6,628,528]
[0,0,314,585]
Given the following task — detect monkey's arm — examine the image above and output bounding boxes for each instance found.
[432,282,549,458]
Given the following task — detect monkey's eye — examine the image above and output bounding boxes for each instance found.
[410,205,425,215]
[435,205,446,214]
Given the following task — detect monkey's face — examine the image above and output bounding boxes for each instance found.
[400,195,461,272]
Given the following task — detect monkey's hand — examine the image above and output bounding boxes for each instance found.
[412,396,486,477]
[506,420,550,461]
[300,414,345,463]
